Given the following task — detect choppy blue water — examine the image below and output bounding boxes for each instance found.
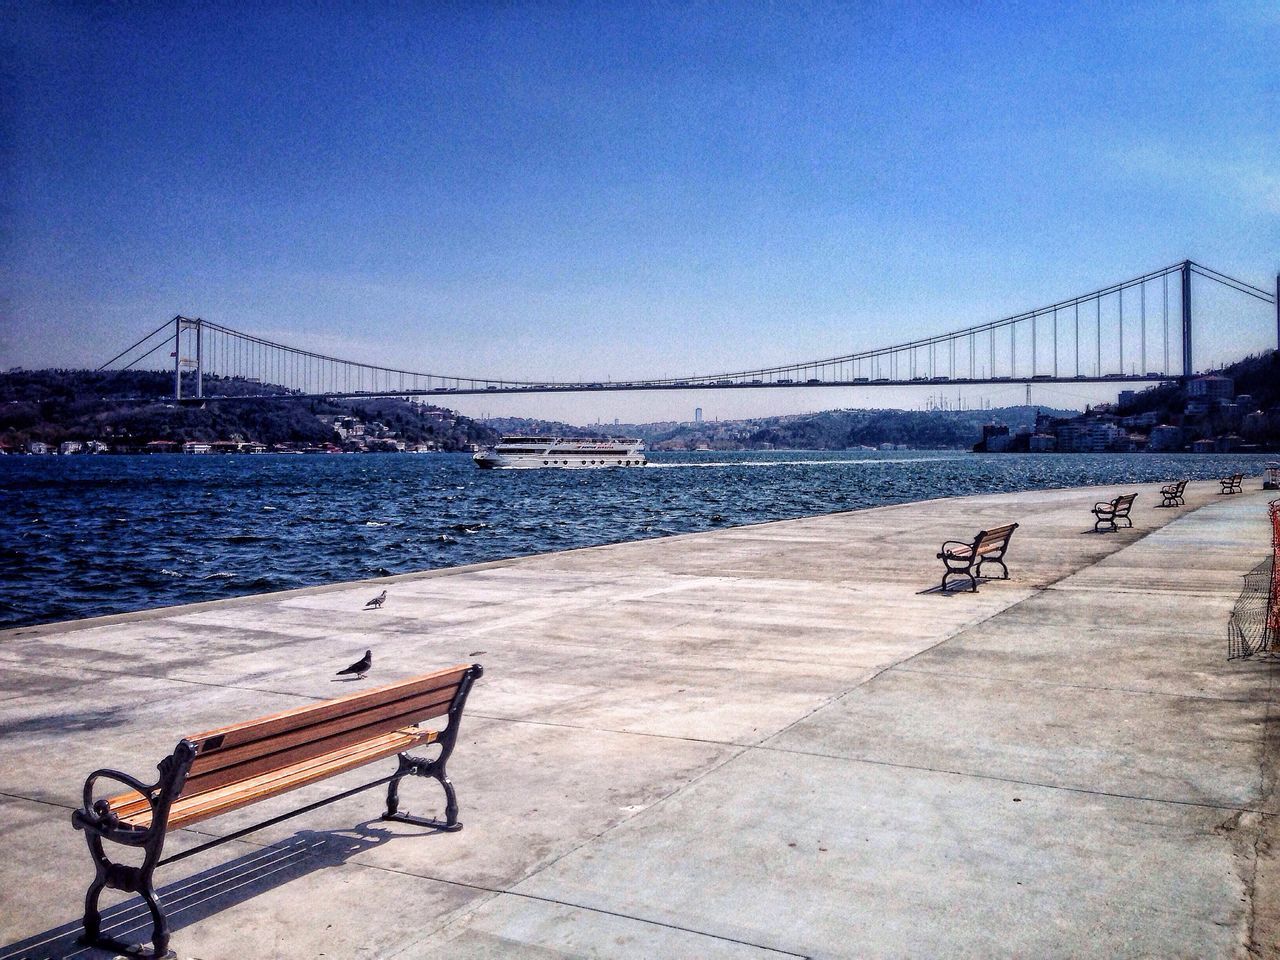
[1,450,1273,629]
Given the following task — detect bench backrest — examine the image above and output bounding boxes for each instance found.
[175,664,475,799]
[974,523,1018,553]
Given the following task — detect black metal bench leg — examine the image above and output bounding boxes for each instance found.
[941,570,977,593]
[78,832,174,959]
[383,752,463,832]
[82,875,106,947]
[977,558,1009,580]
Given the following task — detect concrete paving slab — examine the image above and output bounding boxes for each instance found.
[514,749,1254,959]
[179,718,737,891]
[766,667,1268,807]
[402,893,800,959]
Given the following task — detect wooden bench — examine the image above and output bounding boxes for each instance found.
[1220,473,1244,494]
[1159,479,1188,508]
[1092,493,1136,532]
[936,523,1019,592]
[71,662,483,958]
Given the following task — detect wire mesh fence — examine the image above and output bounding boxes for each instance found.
[1229,499,1280,660]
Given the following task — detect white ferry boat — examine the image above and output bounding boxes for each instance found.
[473,436,647,469]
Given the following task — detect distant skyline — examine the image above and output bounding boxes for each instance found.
[3,2,1278,423]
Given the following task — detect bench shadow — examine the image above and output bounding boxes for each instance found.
[917,582,997,596]
[0,821,402,960]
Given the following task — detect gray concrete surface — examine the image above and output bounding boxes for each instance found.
[1,480,1278,959]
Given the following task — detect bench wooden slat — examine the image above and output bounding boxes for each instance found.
[183,686,458,786]
[105,665,473,819]
[174,669,469,797]
[114,727,436,829]
[188,665,468,753]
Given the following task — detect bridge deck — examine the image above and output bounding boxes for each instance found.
[2,481,1278,958]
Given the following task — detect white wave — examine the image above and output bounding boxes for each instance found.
[646,455,971,470]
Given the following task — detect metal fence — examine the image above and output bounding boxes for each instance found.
[1227,498,1280,660]
[1270,499,1280,640]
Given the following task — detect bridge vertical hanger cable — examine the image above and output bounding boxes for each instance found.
[1140,282,1146,375]
[1163,274,1169,374]
[1074,302,1079,377]
[1118,287,1124,377]
[1096,298,1101,376]
[1031,311,1037,376]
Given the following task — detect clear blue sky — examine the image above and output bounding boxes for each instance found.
[3,2,1277,423]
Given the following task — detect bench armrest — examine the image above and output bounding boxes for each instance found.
[72,767,161,845]
[1092,501,1113,511]
[72,741,196,845]
[938,540,972,556]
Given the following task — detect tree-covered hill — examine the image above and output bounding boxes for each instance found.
[0,369,499,451]
[488,405,1077,451]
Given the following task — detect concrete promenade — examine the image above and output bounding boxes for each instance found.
[2,481,1278,959]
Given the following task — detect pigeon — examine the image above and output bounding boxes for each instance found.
[365,590,387,609]
[336,649,372,679]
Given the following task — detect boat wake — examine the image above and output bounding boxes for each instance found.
[645,455,971,470]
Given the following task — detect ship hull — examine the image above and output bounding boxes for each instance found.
[473,437,646,470]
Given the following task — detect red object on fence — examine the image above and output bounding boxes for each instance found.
[1269,499,1280,642]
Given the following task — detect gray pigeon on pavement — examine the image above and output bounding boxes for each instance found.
[336,649,372,679]
[365,590,387,609]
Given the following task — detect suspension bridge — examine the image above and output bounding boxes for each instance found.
[101,260,1278,402]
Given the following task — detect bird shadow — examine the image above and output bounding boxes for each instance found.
[0,822,398,960]
[330,676,365,683]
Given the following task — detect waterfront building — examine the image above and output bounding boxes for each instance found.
[1054,419,1128,452]
[1188,375,1234,401]
[975,423,1011,452]
[1147,425,1183,451]
[1121,411,1159,429]
[181,441,212,454]
[58,441,83,455]
[1028,434,1056,452]
[1191,438,1216,453]
[1243,411,1269,439]
[26,441,49,455]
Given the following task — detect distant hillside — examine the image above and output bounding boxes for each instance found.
[1116,351,1280,420]
[487,405,1078,451]
[0,369,499,451]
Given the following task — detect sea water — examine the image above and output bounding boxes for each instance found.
[1,450,1273,629]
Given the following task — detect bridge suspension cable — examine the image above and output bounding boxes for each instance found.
[100,260,1277,400]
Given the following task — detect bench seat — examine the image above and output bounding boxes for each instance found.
[106,725,436,830]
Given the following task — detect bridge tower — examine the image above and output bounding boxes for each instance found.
[1180,260,1193,378]
[173,316,203,401]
